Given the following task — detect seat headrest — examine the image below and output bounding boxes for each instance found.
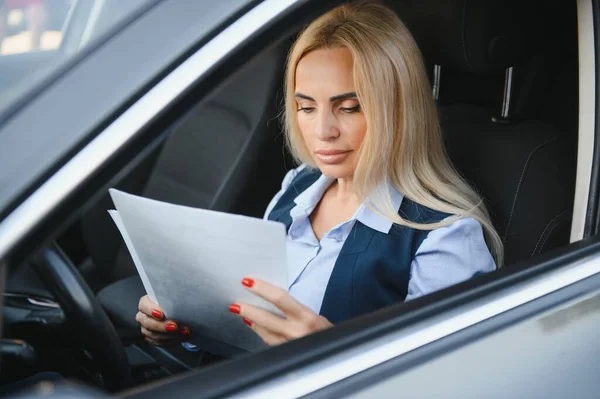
[388,0,525,75]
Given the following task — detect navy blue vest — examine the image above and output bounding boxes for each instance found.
[267,168,450,324]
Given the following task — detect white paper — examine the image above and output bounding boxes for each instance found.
[108,189,288,353]
[108,210,158,304]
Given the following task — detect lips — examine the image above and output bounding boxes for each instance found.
[314,149,352,164]
[315,149,350,156]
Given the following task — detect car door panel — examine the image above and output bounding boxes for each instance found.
[330,274,600,399]
[114,238,600,398]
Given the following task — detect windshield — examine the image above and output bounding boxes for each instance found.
[0,0,155,114]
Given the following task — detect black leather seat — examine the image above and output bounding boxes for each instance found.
[81,42,290,333]
[441,105,576,263]
[390,0,577,265]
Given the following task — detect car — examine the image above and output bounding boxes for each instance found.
[0,0,596,397]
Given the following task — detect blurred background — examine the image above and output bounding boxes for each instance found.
[0,0,73,54]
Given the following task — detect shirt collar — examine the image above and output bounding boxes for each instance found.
[293,173,336,212]
[292,173,404,235]
[356,181,404,234]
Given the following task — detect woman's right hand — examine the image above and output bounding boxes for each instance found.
[136,295,190,346]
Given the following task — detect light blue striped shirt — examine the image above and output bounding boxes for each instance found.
[263,165,496,314]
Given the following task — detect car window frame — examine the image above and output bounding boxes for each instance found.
[587,0,600,235]
[573,0,600,239]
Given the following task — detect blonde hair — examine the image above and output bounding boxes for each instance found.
[283,1,503,266]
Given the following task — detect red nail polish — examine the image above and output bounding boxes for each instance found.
[165,323,177,332]
[152,309,163,319]
[180,327,190,336]
[229,304,240,314]
[242,278,254,288]
[243,318,252,327]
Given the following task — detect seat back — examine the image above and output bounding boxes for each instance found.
[441,105,576,264]
[389,0,577,265]
[80,42,289,283]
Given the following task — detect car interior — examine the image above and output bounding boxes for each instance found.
[0,0,579,394]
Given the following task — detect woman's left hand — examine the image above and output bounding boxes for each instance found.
[229,278,333,346]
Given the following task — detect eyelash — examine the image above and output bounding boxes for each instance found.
[341,105,361,113]
[297,105,361,114]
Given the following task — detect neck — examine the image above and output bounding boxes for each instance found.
[333,176,360,204]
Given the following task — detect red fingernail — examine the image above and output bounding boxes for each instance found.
[180,327,190,336]
[242,278,254,288]
[243,318,252,327]
[229,304,240,314]
[165,323,177,332]
[152,309,163,319]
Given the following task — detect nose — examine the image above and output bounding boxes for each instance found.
[314,109,340,141]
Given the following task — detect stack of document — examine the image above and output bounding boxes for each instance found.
[108,189,288,355]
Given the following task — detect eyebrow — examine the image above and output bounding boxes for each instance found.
[295,92,357,102]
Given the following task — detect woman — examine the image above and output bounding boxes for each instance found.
[136,1,503,347]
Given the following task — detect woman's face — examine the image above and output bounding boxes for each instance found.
[295,47,366,180]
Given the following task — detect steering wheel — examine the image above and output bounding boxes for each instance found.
[30,244,133,391]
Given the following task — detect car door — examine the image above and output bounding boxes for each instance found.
[117,0,599,397]
[0,0,596,397]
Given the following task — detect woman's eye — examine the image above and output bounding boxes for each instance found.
[298,107,315,113]
[340,105,361,113]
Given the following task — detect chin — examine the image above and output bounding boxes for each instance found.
[314,162,355,180]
